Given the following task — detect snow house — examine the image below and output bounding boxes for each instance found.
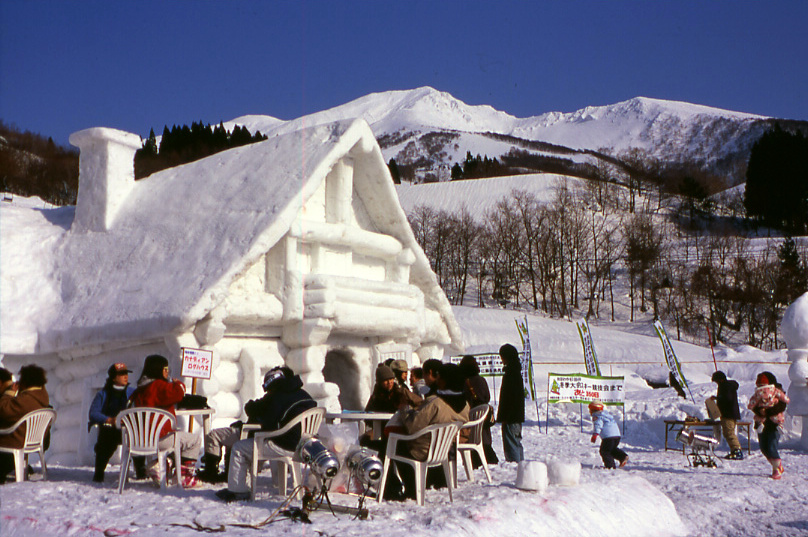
[0,119,464,464]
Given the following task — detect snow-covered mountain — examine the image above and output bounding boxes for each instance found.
[226,87,798,187]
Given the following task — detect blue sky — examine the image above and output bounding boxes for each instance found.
[2,1,807,146]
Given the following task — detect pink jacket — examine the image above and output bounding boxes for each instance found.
[747,384,789,426]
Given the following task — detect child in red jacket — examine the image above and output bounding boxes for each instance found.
[131,354,202,486]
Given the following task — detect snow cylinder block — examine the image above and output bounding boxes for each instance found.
[515,460,548,492]
[547,459,581,486]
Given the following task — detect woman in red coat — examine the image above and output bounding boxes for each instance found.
[130,354,201,486]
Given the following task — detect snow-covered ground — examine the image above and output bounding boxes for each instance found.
[1,307,805,537]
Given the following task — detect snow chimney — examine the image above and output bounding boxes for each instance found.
[69,127,142,232]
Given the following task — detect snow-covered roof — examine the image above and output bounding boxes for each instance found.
[1,119,462,355]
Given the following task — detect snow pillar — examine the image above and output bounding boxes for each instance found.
[69,127,142,233]
[782,292,808,450]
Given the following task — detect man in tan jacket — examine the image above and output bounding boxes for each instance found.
[0,365,50,483]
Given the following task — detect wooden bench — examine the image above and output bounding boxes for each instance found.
[664,420,752,454]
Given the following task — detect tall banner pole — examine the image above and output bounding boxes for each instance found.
[653,320,695,404]
[575,318,602,376]
[515,316,541,426]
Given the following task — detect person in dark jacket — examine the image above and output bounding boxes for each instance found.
[215,366,317,502]
[709,370,744,460]
[496,344,525,462]
[88,363,146,482]
[459,355,498,465]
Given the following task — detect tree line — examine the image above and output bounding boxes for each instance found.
[135,122,267,179]
[408,178,807,350]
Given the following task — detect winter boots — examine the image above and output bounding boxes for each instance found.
[198,453,227,484]
[724,449,744,460]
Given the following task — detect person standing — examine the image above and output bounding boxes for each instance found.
[88,363,146,482]
[748,371,789,479]
[588,401,628,469]
[130,354,202,487]
[496,344,525,462]
[0,365,50,483]
[709,371,744,460]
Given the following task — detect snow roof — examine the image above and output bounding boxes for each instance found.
[1,119,462,355]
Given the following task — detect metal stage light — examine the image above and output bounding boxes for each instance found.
[295,436,340,482]
[346,447,383,486]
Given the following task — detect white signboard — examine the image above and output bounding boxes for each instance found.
[547,373,624,405]
[181,347,213,380]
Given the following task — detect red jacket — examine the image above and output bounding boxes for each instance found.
[131,378,185,438]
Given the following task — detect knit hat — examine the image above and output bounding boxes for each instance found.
[588,401,604,413]
[390,359,408,373]
[376,365,395,382]
[108,363,132,378]
[711,371,727,383]
[756,372,774,386]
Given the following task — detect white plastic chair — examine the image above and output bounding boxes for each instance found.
[250,406,325,499]
[116,407,182,493]
[454,405,493,486]
[0,408,56,482]
[377,421,461,506]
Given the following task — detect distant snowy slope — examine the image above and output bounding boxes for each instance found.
[225,87,783,186]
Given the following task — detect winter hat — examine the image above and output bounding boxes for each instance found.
[756,371,776,386]
[390,359,408,374]
[376,365,395,382]
[588,401,604,413]
[711,371,727,383]
[108,362,132,378]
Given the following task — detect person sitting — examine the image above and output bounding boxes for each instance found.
[361,365,422,450]
[130,354,202,487]
[382,362,469,500]
[215,366,317,502]
[0,365,50,484]
[459,355,498,465]
[200,367,303,483]
[421,359,442,397]
[410,367,429,397]
[88,363,146,482]
[390,359,411,391]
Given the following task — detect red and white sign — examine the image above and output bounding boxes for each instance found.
[181,347,213,380]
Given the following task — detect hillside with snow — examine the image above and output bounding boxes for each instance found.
[226,87,796,186]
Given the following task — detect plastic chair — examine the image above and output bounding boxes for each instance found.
[250,406,325,499]
[454,405,493,486]
[377,421,461,506]
[0,408,56,482]
[116,407,182,493]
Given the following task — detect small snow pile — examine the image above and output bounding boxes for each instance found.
[546,458,581,486]
[515,460,548,491]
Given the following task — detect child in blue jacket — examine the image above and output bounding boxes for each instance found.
[589,401,628,469]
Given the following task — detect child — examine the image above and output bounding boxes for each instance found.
[747,371,789,479]
[589,401,628,469]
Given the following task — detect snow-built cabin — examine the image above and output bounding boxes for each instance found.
[0,119,464,464]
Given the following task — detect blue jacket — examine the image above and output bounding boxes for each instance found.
[592,409,620,439]
[89,384,135,427]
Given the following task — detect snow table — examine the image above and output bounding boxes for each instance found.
[664,419,751,454]
[326,411,394,441]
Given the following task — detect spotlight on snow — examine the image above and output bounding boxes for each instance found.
[296,436,340,481]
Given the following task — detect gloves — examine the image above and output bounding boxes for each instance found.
[590,434,598,443]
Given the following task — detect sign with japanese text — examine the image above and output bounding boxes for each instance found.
[575,318,601,376]
[181,347,213,380]
[547,373,624,405]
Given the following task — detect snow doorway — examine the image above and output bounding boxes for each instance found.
[323,348,362,410]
